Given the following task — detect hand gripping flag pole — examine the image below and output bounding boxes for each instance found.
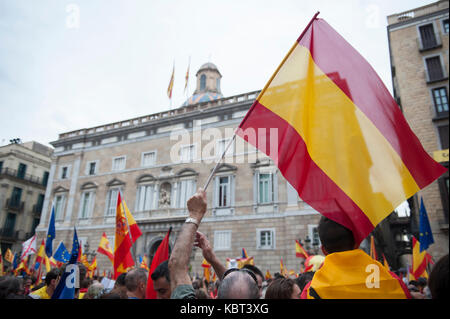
[202,12,321,192]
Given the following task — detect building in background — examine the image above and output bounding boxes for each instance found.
[0,140,52,254]
[387,0,449,263]
[35,63,328,275]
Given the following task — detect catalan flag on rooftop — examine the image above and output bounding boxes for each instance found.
[237,13,446,245]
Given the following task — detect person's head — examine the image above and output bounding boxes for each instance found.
[242,264,264,298]
[44,268,61,291]
[125,268,148,299]
[217,269,259,299]
[265,277,301,299]
[0,276,23,299]
[151,260,171,299]
[295,271,315,292]
[318,216,356,254]
[83,282,104,299]
[428,254,449,299]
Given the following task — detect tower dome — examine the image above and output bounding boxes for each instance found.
[182,62,223,106]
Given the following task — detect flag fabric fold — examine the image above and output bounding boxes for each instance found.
[295,240,309,259]
[146,227,172,299]
[97,232,114,264]
[21,235,37,261]
[237,15,446,245]
[167,65,175,99]
[53,241,71,264]
[113,192,134,279]
[45,206,56,257]
[419,197,434,252]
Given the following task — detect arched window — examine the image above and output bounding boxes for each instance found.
[200,74,206,90]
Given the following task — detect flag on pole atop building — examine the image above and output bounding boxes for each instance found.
[97,232,114,264]
[184,58,190,93]
[21,234,37,260]
[237,14,447,245]
[52,228,80,299]
[419,197,434,252]
[146,227,171,299]
[295,240,309,259]
[45,206,56,257]
[167,64,175,99]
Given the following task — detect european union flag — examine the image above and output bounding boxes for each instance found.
[53,241,71,264]
[419,197,434,252]
[45,206,55,257]
[52,228,80,299]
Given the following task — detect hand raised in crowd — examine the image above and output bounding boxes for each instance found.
[187,188,207,222]
[194,231,213,260]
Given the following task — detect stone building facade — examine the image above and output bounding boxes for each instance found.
[387,0,449,260]
[0,141,52,253]
[35,63,325,276]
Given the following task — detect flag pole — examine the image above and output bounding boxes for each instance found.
[203,132,237,191]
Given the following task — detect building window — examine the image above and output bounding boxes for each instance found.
[175,179,196,208]
[60,165,70,180]
[105,188,120,216]
[442,18,449,34]
[17,163,27,179]
[217,176,230,207]
[3,213,16,237]
[180,145,196,162]
[141,151,156,167]
[214,230,231,251]
[418,23,438,50]
[11,187,22,207]
[200,74,206,91]
[425,56,445,82]
[136,184,157,212]
[42,171,49,186]
[54,194,66,221]
[112,156,126,171]
[216,138,234,158]
[79,191,95,219]
[216,78,220,92]
[258,173,274,204]
[86,161,98,175]
[438,125,449,150]
[432,87,449,116]
[257,228,275,249]
[308,225,321,247]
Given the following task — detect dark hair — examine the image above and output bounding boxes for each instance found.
[318,216,355,253]
[151,260,170,283]
[45,268,61,286]
[0,276,22,299]
[242,264,264,281]
[295,271,315,291]
[428,254,449,299]
[115,273,127,287]
[125,268,148,292]
[265,277,298,299]
[100,291,123,299]
[195,289,209,299]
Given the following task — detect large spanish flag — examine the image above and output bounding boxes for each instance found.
[237,13,446,245]
[114,192,134,279]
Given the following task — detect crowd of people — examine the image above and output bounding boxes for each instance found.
[0,189,448,299]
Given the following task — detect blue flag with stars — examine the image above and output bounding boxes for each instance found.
[52,228,80,299]
[45,206,55,257]
[53,241,71,264]
[419,197,434,252]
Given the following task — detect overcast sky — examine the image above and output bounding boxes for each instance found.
[0,0,436,148]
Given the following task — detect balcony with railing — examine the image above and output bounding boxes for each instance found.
[0,167,47,188]
[4,198,24,212]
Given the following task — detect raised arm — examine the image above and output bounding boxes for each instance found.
[194,231,227,280]
[168,189,207,292]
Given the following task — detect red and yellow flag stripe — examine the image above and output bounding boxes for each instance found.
[238,17,446,244]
